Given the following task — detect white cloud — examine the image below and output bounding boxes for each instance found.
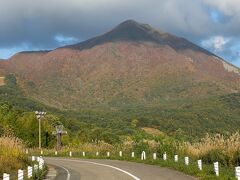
[54,35,78,46]
[203,0,240,16]
[201,36,230,52]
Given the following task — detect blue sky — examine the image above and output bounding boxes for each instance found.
[0,0,239,67]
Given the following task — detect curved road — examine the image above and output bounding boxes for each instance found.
[44,157,195,180]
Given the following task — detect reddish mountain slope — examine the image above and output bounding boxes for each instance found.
[0,20,239,109]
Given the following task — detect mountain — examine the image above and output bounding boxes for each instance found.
[0,20,239,136]
[65,20,213,54]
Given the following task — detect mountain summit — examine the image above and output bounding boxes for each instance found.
[66,20,213,55]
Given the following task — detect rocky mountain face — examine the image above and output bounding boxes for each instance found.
[0,20,239,110]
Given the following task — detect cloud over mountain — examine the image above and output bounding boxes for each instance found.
[0,0,239,66]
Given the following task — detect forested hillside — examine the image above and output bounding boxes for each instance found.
[0,74,239,143]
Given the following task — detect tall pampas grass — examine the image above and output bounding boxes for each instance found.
[180,132,240,166]
[0,135,27,174]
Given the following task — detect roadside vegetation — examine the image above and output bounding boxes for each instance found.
[0,134,28,174]
[29,131,239,179]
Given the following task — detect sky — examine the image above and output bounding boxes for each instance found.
[0,0,239,67]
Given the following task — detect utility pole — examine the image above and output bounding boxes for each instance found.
[35,111,46,149]
[52,125,67,151]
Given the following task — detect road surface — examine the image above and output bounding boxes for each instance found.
[44,157,195,180]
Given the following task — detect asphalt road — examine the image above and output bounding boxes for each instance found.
[44,157,196,180]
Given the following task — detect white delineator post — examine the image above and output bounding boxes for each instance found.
[107,152,110,157]
[3,173,10,180]
[235,166,240,180]
[18,169,24,180]
[55,151,58,156]
[119,151,122,157]
[96,152,99,156]
[28,166,33,178]
[184,157,189,166]
[131,152,135,158]
[174,155,178,162]
[141,151,146,160]
[69,151,72,157]
[41,150,43,155]
[163,152,167,161]
[39,157,44,170]
[197,160,202,171]
[32,156,35,161]
[83,152,85,157]
[153,153,157,160]
[214,162,219,176]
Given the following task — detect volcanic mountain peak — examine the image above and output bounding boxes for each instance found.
[64,20,214,56]
[111,19,164,35]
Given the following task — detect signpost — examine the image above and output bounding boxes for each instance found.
[52,125,67,151]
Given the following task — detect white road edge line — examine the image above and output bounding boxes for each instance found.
[56,164,71,180]
[52,158,140,180]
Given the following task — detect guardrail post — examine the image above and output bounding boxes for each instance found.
[184,157,189,166]
[235,166,240,180]
[18,169,24,180]
[141,151,146,160]
[27,166,33,178]
[197,160,202,170]
[163,152,167,161]
[174,155,178,162]
[131,152,135,158]
[214,162,219,176]
[3,173,10,180]
[119,151,122,157]
[153,153,157,160]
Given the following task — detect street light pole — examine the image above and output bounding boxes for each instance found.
[35,111,46,149]
[39,117,41,149]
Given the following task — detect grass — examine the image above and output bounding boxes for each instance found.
[0,77,4,86]
[180,132,240,167]
[0,135,28,175]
